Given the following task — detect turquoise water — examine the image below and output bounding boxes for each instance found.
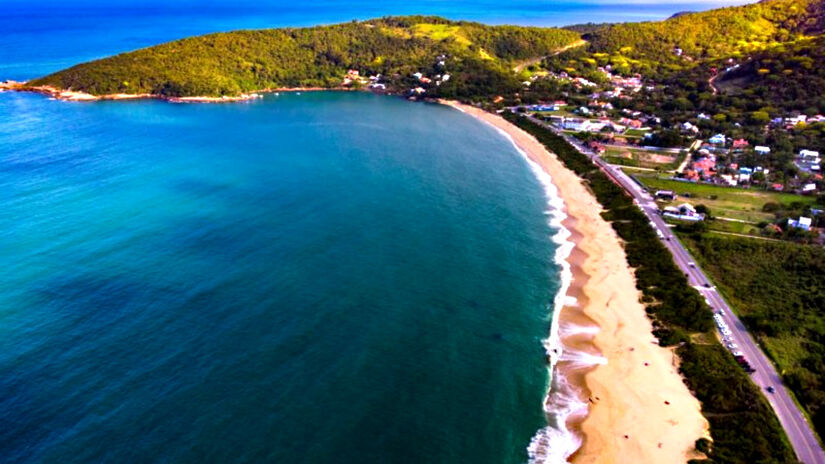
[0,91,561,463]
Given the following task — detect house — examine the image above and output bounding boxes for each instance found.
[655,190,676,201]
[619,118,643,129]
[771,183,784,191]
[529,104,559,112]
[755,145,771,155]
[732,139,749,150]
[588,141,606,154]
[788,216,812,230]
[697,113,711,120]
[663,203,705,221]
[708,134,726,145]
[562,118,590,131]
[720,174,738,186]
[692,156,717,176]
[681,121,699,134]
[797,150,821,172]
[738,167,753,183]
[574,77,597,87]
[803,183,817,193]
[547,115,565,125]
[785,115,807,125]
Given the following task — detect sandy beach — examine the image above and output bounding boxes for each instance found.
[442,101,708,463]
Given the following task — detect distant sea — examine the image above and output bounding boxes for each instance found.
[1,2,748,463]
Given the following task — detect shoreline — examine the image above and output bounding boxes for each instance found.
[441,101,708,463]
[0,82,363,103]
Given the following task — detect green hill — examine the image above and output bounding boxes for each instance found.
[27,16,580,98]
[550,0,825,75]
[716,35,825,112]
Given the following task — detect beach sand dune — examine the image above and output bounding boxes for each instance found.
[443,101,708,463]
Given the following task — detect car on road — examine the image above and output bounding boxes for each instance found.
[688,262,695,268]
[704,282,711,288]
[767,386,776,393]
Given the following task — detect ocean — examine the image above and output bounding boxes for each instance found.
[0,2,746,463]
[0,90,564,462]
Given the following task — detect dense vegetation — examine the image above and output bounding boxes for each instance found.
[718,35,825,114]
[679,233,825,441]
[536,0,825,162]
[506,113,796,463]
[29,16,579,98]
[551,0,825,76]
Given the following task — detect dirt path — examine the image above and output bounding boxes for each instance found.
[514,39,588,73]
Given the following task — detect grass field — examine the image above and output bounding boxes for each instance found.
[632,172,816,223]
[624,128,651,137]
[532,108,577,118]
[604,147,681,170]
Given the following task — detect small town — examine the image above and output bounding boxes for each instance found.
[509,60,824,244]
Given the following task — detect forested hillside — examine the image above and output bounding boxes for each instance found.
[718,35,825,113]
[27,16,579,98]
[554,0,825,75]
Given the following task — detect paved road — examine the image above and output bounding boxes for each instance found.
[521,113,825,464]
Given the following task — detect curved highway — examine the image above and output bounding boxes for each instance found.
[520,112,825,464]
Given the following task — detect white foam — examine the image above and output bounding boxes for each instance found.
[560,348,607,368]
[558,322,600,337]
[488,125,593,464]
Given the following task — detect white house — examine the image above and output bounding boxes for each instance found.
[788,216,813,231]
[663,203,705,221]
[708,134,726,144]
[755,146,771,155]
[562,118,591,131]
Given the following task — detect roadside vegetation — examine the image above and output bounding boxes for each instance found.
[506,112,797,464]
[676,232,825,441]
